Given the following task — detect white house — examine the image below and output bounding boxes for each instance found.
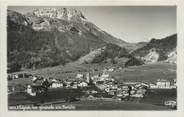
[51,82,63,88]
[156,79,171,89]
[78,82,88,87]
[76,74,84,79]
[71,83,78,89]
[108,68,114,72]
[149,79,174,89]
[149,83,158,89]
[101,72,109,78]
[131,93,144,98]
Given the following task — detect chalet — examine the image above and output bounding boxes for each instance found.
[136,89,146,94]
[76,74,84,79]
[64,81,72,88]
[78,81,88,87]
[50,81,63,88]
[149,79,176,89]
[121,85,129,90]
[108,68,114,72]
[71,82,78,89]
[135,82,149,89]
[108,90,116,96]
[150,83,158,89]
[131,93,144,98]
[72,84,78,89]
[156,79,171,88]
[116,93,123,97]
[91,90,98,94]
[101,73,109,78]
[130,90,136,95]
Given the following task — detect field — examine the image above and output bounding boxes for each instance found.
[10,62,176,82]
[112,63,176,82]
[8,88,174,110]
[141,89,176,106]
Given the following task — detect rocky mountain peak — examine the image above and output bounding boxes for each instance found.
[32,8,86,21]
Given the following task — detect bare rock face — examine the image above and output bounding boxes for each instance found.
[142,48,159,63]
[25,8,86,31]
[165,49,177,64]
[32,8,86,21]
[77,47,106,64]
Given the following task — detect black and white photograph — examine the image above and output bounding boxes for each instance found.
[1,1,184,116]
[6,5,178,111]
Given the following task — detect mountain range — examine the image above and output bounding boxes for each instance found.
[7,8,177,72]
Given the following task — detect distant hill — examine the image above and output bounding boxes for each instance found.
[7,8,142,72]
[132,34,177,63]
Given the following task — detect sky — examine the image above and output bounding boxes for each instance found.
[8,6,176,43]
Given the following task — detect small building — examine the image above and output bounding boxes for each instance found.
[149,83,158,89]
[51,82,63,88]
[96,84,106,90]
[78,81,88,87]
[76,74,84,79]
[108,68,114,72]
[91,90,98,94]
[101,72,110,78]
[121,85,129,90]
[71,82,78,89]
[149,79,175,89]
[108,90,116,96]
[131,93,144,98]
[156,79,171,89]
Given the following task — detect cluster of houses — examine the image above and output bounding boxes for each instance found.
[8,67,177,101]
[25,73,94,96]
[85,69,176,100]
[149,79,176,89]
[7,73,33,80]
[90,71,148,99]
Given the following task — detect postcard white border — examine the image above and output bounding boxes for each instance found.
[0,0,184,117]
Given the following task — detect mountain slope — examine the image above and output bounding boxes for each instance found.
[7,8,137,72]
[132,34,177,63]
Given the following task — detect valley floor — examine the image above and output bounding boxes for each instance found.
[8,62,177,110]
